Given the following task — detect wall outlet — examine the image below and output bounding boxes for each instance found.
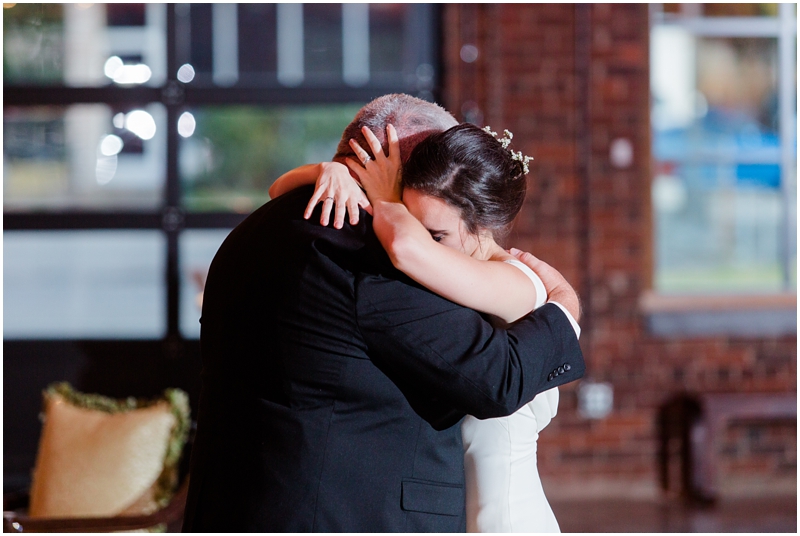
[578,381,614,419]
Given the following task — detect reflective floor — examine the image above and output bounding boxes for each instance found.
[552,496,797,533]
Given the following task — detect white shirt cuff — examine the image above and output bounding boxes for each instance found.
[549,301,581,339]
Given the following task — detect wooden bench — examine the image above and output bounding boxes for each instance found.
[658,392,796,504]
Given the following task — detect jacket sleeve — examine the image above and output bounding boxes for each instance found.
[355,272,585,430]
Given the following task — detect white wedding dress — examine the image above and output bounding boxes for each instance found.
[461,259,560,533]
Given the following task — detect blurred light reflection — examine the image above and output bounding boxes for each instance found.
[177,112,196,138]
[95,154,118,184]
[104,55,152,85]
[177,63,195,83]
[124,110,156,140]
[99,134,123,156]
[104,56,124,78]
[113,64,152,85]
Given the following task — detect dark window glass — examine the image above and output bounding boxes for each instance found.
[237,4,278,83]
[370,4,406,76]
[304,4,343,83]
[174,3,433,91]
[106,3,146,27]
[188,3,213,76]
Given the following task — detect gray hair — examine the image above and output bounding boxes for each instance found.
[334,93,458,163]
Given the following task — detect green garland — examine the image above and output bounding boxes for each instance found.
[43,382,191,510]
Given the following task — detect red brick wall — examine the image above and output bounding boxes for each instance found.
[441,3,796,498]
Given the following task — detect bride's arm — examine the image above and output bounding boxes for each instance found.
[268,163,321,198]
[347,126,539,324]
[375,202,538,324]
[269,162,371,228]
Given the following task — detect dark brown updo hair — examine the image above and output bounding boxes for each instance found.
[401,123,529,240]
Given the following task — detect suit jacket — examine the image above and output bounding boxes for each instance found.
[182,186,584,532]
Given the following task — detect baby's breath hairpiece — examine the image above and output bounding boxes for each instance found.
[482,126,533,174]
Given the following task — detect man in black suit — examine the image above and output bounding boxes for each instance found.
[183,94,584,532]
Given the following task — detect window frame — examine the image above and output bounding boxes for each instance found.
[4,3,443,345]
[644,3,797,336]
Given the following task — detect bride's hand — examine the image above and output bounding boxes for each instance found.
[510,248,581,322]
[304,161,372,229]
[346,124,402,204]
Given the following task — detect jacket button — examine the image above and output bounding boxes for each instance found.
[548,373,554,381]
[564,363,571,371]
[557,366,565,374]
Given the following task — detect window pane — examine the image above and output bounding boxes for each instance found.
[304,4,343,84]
[369,4,407,77]
[179,104,362,212]
[4,104,166,210]
[179,230,232,338]
[236,4,278,84]
[787,169,797,289]
[4,231,166,339]
[3,3,166,87]
[653,185,785,292]
[653,34,778,133]
[176,3,428,90]
[651,29,795,293]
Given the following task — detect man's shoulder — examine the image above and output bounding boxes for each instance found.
[223,185,322,247]
[243,185,316,227]
[220,185,390,270]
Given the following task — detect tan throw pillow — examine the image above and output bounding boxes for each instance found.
[29,383,190,519]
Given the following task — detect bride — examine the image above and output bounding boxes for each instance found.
[270,122,579,532]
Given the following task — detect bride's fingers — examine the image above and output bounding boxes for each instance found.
[347,198,360,225]
[304,187,327,219]
[386,124,400,159]
[361,126,385,159]
[333,198,347,229]
[304,197,319,220]
[345,157,368,182]
[348,139,372,166]
[320,196,334,226]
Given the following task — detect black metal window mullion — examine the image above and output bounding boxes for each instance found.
[164,4,182,344]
